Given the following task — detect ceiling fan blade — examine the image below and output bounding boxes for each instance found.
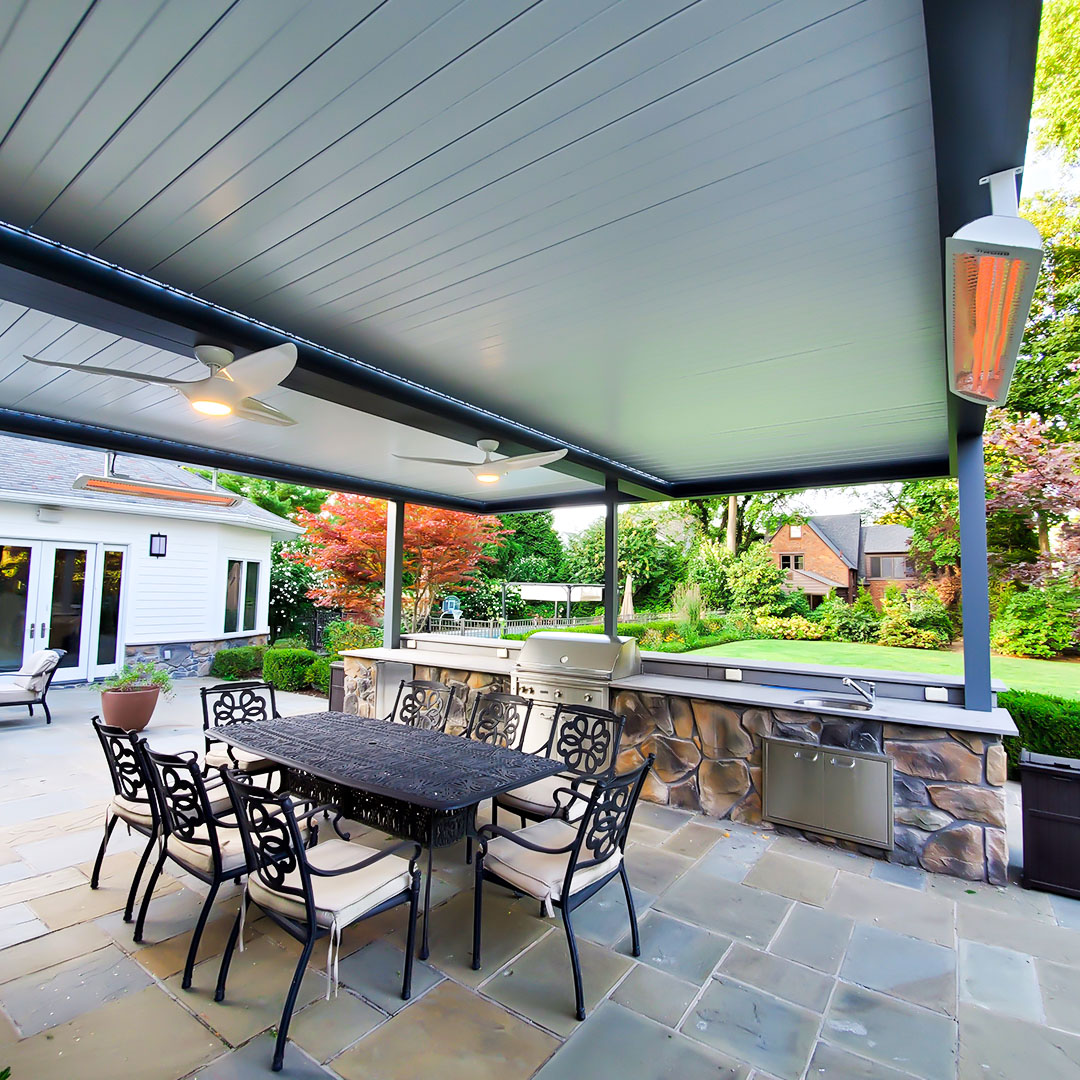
[215,342,297,396]
[393,453,480,467]
[491,449,569,473]
[232,397,297,426]
[24,355,192,387]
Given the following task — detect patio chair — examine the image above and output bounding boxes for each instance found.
[201,680,280,777]
[493,703,625,828]
[385,678,456,732]
[217,770,422,1073]
[473,755,655,1021]
[0,649,65,724]
[89,717,161,924]
[135,745,261,988]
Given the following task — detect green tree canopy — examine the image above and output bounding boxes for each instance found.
[1031,0,1080,164]
[485,510,563,580]
[192,470,328,519]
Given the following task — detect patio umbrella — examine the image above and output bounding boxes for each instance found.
[619,575,635,620]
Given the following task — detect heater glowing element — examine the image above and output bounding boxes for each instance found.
[945,170,1042,407]
[73,474,241,506]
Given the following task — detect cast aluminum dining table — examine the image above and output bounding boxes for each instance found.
[214,710,563,959]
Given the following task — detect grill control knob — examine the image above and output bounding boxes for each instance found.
[554,690,563,699]
[584,694,592,702]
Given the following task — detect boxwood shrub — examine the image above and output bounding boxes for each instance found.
[209,645,266,680]
[306,655,331,696]
[263,647,318,692]
[1001,689,1080,774]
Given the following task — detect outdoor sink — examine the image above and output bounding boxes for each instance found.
[794,696,872,712]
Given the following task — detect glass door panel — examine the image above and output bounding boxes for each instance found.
[41,545,94,681]
[96,549,124,668]
[0,544,33,672]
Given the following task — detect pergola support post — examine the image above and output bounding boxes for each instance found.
[604,480,618,638]
[384,499,405,649]
[957,432,992,711]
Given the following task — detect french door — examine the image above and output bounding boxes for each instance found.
[0,540,126,682]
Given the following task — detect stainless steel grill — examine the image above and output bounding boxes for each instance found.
[512,632,641,715]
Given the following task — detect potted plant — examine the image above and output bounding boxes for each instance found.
[98,661,174,732]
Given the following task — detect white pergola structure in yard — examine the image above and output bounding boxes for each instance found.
[0,0,1043,715]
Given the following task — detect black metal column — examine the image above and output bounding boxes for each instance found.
[385,499,405,649]
[958,432,992,711]
[604,480,618,638]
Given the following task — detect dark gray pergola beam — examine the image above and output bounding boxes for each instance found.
[384,499,405,650]
[604,479,619,638]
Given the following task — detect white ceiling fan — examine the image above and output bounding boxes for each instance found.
[24,342,298,426]
[395,439,567,484]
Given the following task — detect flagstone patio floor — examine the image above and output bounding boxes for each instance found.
[3,681,1080,1079]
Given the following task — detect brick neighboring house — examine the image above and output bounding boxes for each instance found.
[769,514,915,607]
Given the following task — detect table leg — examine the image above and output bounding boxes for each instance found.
[420,818,434,960]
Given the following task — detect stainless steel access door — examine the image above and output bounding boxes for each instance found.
[763,739,824,831]
[823,751,893,849]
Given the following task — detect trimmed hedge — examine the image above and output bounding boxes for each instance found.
[263,648,318,692]
[209,645,266,680]
[306,656,331,696]
[1001,689,1080,774]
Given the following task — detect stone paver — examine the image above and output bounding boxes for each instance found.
[2,679,1080,1080]
[842,924,957,1015]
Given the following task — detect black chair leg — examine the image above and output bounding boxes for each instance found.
[561,904,586,1021]
[182,879,219,990]
[43,700,51,725]
[26,705,32,716]
[123,831,157,921]
[90,814,118,890]
[133,848,166,944]
[619,863,641,957]
[273,935,315,1072]
[403,871,420,998]
[466,836,473,865]
[215,898,246,1003]
[471,856,484,971]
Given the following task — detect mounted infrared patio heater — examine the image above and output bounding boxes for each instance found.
[945,168,1043,406]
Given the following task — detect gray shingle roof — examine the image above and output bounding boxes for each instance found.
[862,524,913,554]
[0,433,302,535]
[808,514,862,569]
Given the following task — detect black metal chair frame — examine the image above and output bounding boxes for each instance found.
[473,756,655,1021]
[0,648,67,724]
[217,770,422,1072]
[384,678,457,732]
[466,690,534,751]
[493,702,626,830]
[201,680,281,774]
[135,744,258,989]
[89,716,160,923]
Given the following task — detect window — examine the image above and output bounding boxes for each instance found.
[790,525,802,538]
[868,555,910,579]
[780,554,804,570]
[224,560,261,633]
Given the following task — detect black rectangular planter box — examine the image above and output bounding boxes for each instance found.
[329,661,345,713]
[1020,749,1080,899]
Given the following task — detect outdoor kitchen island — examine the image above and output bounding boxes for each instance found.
[340,632,1016,885]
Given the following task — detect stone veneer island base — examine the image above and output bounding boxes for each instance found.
[342,637,1015,885]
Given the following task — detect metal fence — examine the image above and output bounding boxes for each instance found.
[420,611,682,638]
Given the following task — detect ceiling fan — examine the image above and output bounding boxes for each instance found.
[24,342,298,426]
[395,439,567,483]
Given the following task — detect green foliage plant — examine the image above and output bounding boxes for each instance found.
[271,636,310,650]
[306,656,332,695]
[210,645,266,680]
[723,542,790,615]
[816,591,881,643]
[101,661,174,697]
[1001,689,1080,774]
[991,582,1080,658]
[263,648,318,692]
[322,619,382,657]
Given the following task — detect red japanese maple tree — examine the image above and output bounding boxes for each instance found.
[293,495,506,629]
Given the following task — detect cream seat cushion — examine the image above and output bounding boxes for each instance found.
[166,824,249,874]
[0,685,37,705]
[111,793,155,828]
[205,741,272,773]
[484,817,621,903]
[248,838,412,928]
[497,775,591,821]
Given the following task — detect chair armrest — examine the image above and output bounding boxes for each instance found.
[551,786,592,818]
[474,822,576,855]
[307,838,422,877]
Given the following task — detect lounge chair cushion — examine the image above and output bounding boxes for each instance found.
[0,686,38,705]
[12,650,60,693]
[496,775,591,821]
[483,817,621,903]
[248,838,412,928]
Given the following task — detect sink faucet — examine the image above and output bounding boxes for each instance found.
[842,677,876,707]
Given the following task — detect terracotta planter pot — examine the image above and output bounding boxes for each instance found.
[101,686,161,732]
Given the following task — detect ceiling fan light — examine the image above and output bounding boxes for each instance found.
[190,399,233,416]
[475,471,501,484]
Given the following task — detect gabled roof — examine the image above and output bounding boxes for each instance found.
[862,524,914,554]
[806,514,862,570]
[0,434,302,538]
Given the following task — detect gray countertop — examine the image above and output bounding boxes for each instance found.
[610,673,1017,736]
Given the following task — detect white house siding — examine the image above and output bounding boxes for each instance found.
[0,500,274,678]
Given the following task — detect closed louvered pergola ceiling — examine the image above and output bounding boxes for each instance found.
[0,0,1041,510]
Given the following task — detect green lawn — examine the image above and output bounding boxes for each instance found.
[687,638,1080,700]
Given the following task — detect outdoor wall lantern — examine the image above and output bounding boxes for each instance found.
[149,533,167,558]
[945,168,1043,406]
